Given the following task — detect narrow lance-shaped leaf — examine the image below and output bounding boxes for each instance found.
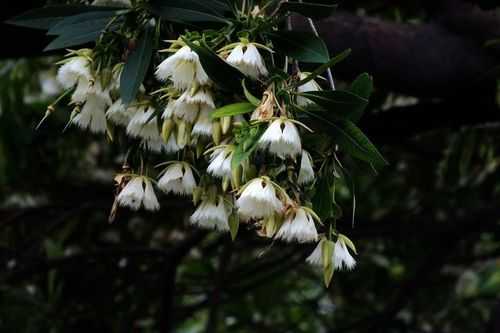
[268,31,330,63]
[211,102,255,119]
[300,90,368,121]
[279,1,337,19]
[348,73,374,122]
[47,11,121,35]
[120,25,155,105]
[295,49,351,87]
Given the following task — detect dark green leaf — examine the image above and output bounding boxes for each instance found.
[242,79,261,106]
[6,5,117,30]
[120,26,155,105]
[229,214,239,241]
[47,11,120,35]
[149,0,229,24]
[348,73,373,122]
[313,176,334,221]
[183,38,245,92]
[268,31,329,63]
[212,102,255,119]
[280,1,337,19]
[231,126,265,170]
[300,90,368,121]
[295,49,351,87]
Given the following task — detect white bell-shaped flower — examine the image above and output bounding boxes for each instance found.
[141,135,181,154]
[207,147,232,178]
[296,72,321,107]
[227,43,268,79]
[172,89,215,123]
[297,150,315,185]
[306,238,357,271]
[158,163,197,196]
[117,176,160,212]
[259,118,302,158]
[192,105,213,137]
[72,94,108,134]
[155,45,210,90]
[126,106,160,141]
[236,177,283,220]
[106,99,136,126]
[190,196,230,232]
[57,56,92,89]
[275,207,318,243]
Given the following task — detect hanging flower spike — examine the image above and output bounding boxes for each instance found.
[72,94,109,134]
[298,150,315,185]
[226,42,269,79]
[158,162,197,196]
[117,176,160,212]
[275,207,318,243]
[296,72,322,107]
[207,147,233,178]
[173,88,215,124]
[155,45,210,90]
[190,196,230,232]
[259,118,302,158]
[57,55,92,89]
[236,177,284,220]
[126,105,161,141]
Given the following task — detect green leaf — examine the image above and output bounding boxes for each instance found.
[348,73,373,122]
[313,176,334,220]
[268,31,329,63]
[149,0,229,24]
[183,38,245,92]
[300,90,368,121]
[322,240,335,287]
[212,102,255,119]
[120,26,155,105]
[231,126,265,170]
[150,0,230,17]
[44,29,105,51]
[295,49,351,87]
[229,214,239,241]
[280,1,337,19]
[303,112,387,168]
[47,11,120,35]
[242,79,261,106]
[6,5,117,30]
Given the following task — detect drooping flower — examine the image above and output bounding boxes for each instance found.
[126,106,160,141]
[72,94,108,133]
[236,177,283,220]
[117,176,160,211]
[207,147,232,178]
[190,196,230,232]
[297,150,315,185]
[192,105,213,137]
[172,89,215,123]
[259,118,302,158]
[57,56,92,89]
[306,237,357,271]
[157,162,197,196]
[296,72,321,107]
[106,99,136,126]
[275,207,318,243]
[155,45,210,90]
[227,43,268,79]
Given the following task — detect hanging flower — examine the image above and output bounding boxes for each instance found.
[207,147,233,178]
[236,177,284,220]
[106,99,136,127]
[190,196,230,232]
[275,207,318,243]
[226,42,268,79]
[57,55,92,89]
[298,150,315,185]
[296,72,321,107]
[192,105,214,137]
[259,118,302,158]
[72,94,109,133]
[157,162,197,196]
[306,237,357,271]
[126,106,160,141]
[172,88,215,123]
[155,45,210,90]
[117,176,160,211]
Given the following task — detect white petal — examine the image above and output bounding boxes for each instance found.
[298,150,315,185]
[72,94,108,133]
[143,179,160,211]
[117,177,144,211]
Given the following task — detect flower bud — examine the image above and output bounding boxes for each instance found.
[212,121,222,145]
[221,116,232,135]
[161,118,175,142]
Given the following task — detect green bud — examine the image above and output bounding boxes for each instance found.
[221,116,232,135]
[161,119,175,142]
[212,121,222,145]
[231,165,242,190]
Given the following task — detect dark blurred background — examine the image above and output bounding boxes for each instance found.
[1,0,499,332]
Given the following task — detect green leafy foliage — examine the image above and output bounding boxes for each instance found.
[211,102,255,119]
[149,0,230,25]
[279,1,337,19]
[300,90,369,121]
[295,49,351,87]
